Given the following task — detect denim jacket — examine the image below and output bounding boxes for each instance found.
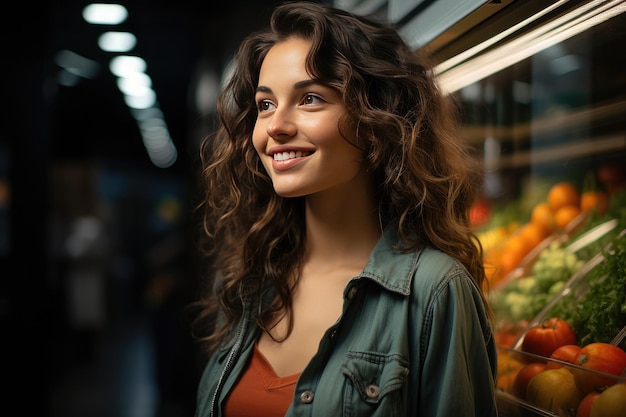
[196,226,498,417]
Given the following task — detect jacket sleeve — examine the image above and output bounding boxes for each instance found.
[418,267,498,417]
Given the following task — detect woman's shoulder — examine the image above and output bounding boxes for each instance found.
[412,246,478,295]
[362,229,470,296]
[416,246,464,275]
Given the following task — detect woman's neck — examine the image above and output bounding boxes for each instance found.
[303,178,381,270]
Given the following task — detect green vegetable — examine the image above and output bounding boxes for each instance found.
[549,234,626,345]
[491,241,583,323]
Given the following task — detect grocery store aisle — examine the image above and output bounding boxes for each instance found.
[47,309,200,417]
[48,315,157,417]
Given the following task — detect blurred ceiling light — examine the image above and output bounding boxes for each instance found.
[138,117,167,132]
[109,55,147,77]
[130,107,164,121]
[434,0,570,75]
[436,0,625,93]
[57,69,82,87]
[77,3,178,169]
[142,126,170,147]
[116,72,153,96]
[147,145,178,168]
[142,130,178,168]
[98,31,137,52]
[54,49,100,79]
[124,90,157,109]
[82,3,128,25]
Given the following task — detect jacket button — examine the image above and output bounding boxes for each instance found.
[365,384,380,398]
[300,390,314,404]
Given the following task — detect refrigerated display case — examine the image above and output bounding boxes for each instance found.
[426,1,626,415]
[339,0,626,415]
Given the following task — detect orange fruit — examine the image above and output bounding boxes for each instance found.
[519,222,551,250]
[500,234,530,274]
[554,204,582,229]
[580,190,609,215]
[483,251,501,284]
[548,182,580,212]
[499,250,522,277]
[506,234,532,257]
[531,202,556,233]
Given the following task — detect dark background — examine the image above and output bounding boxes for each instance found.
[1,1,323,416]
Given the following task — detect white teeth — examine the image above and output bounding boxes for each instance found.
[273,151,308,161]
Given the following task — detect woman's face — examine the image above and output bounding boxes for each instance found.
[252,37,364,198]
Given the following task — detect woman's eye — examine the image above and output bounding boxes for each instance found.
[302,94,324,105]
[257,100,275,112]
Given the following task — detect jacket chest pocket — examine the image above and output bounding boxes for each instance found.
[340,351,409,417]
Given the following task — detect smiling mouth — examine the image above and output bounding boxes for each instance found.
[272,151,312,161]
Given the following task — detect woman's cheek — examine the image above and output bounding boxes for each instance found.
[251,126,266,157]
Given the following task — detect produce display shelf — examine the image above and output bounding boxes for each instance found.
[495,346,626,417]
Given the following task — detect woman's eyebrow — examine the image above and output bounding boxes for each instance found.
[293,79,317,89]
[255,79,320,94]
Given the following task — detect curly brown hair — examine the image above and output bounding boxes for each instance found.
[189,1,490,355]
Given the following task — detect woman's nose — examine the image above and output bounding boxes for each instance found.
[266,107,297,139]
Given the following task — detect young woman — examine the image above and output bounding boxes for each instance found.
[190,2,498,416]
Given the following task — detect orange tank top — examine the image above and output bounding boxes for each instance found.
[224,343,301,417]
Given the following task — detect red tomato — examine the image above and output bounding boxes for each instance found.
[597,164,626,193]
[545,344,582,370]
[597,163,625,185]
[512,362,546,400]
[576,390,601,417]
[521,318,577,359]
[573,343,626,395]
[470,198,491,227]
